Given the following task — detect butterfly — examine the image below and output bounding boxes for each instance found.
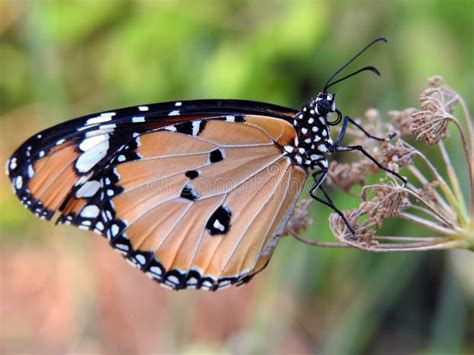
[6,37,405,291]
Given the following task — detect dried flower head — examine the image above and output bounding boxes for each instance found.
[380,138,416,173]
[410,76,460,145]
[326,161,366,192]
[329,207,377,248]
[388,108,417,136]
[284,199,313,238]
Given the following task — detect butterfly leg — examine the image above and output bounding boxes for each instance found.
[309,169,328,195]
[309,178,356,235]
[335,144,407,186]
[333,113,395,146]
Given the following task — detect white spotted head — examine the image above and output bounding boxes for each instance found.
[311,92,337,118]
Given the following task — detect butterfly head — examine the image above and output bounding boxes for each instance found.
[312,92,336,117]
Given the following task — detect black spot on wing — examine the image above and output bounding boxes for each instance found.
[180,185,199,201]
[176,121,193,135]
[185,170,199,179]
[175,120,207,136]
[209,149,224,163]
[206,205,232,236]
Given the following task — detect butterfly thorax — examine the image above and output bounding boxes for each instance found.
[284,93,336,172]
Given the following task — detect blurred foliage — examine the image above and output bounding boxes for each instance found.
[0,0,473,354]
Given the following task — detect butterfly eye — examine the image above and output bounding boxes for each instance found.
[316,98,332,116]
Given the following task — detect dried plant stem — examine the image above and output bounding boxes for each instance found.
[290,232,349,249]
[446,115,472,203]
[458,96,473,145]
[375,236,442,242]
[290,233,467,252]
[409,204,452,228]
[399,212,459,236]
[358,239,470,252]
[457,95,474,209]
[407,165,453,217]
[438,140,468,220]
[413,149,468,225]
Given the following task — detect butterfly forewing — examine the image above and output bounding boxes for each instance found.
[7,100,306,290]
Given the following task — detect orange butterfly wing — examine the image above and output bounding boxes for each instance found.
[7,101,307,291]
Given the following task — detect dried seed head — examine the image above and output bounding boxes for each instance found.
[380,138,416,172]
[424,76,459,114]
[326,161,367,192]
[331,184,410,243]
[363,184,411,222]
[284,199,313,237]
[329,207,377,246]
[410,76,459,144]
[388,108,417,136]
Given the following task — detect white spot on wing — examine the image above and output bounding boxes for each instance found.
[99,124,116,130]
[167,276,180,285]
[76,180,100,198]
[115,243,129,252]
[9,157,17,170]
[150,266,162,276]
[15,176,23,190]
[76,136,109,173]
[132,116,146,123]
[111,224,119,237]
[135,254,146,265]
[138,106,149,111]
[86,113,115,125]
[213,219,225,232]
[80,205,100,218]
[168,110,180,116]
[79,134,108,152]
[187,277,198,285]
[192,121,200,136]
[27,165,34,178]
[165,125,177,132]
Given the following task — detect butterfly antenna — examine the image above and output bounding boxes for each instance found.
[324,66,381,91]
[323,36,387,92]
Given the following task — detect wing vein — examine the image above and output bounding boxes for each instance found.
[216,163,290,277]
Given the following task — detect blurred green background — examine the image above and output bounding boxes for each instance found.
[0,0,473,354]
